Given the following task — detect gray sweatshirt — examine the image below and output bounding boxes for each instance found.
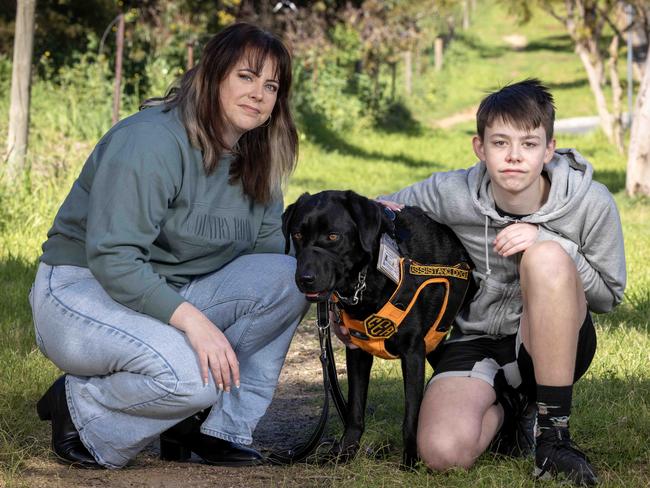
[385,148,626,338]
[41,105,285,324]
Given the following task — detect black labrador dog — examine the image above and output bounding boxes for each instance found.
[282,190,473,467]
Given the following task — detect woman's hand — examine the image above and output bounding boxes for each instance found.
[494,223,539,257]
[329,310,358,349]
[169,302,239,392]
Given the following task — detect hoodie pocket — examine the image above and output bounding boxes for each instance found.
[463,275,522,336]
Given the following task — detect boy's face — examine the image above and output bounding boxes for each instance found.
[472,120,556,200]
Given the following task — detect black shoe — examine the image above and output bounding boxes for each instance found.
[160,411,263,467]
[490,388,536,458]
[534,427,598,486]
[162,409,210,438]
[36,375,101,469]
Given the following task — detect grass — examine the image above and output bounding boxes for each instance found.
[1,1,649,487]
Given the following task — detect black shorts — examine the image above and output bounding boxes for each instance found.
[429,313,597,400]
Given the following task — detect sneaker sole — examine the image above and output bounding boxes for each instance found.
[533,465,553,480]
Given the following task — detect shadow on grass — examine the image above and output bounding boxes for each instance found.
[524,34,574,53]
[300,109,443,170]
[455,33,509,59]
[374,101,423,136]
[545,78,590,91]
[599,289,650,332]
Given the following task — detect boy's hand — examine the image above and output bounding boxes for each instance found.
[329,310,359,349]
[494,223,539,257]
[376,199,404,212]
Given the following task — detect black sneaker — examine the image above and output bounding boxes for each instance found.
[534,427,598,486]
[490,389,536,457]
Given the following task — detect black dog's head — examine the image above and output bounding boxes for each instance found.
[282,190,392,302]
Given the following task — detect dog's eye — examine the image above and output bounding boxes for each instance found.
[327,233,339,241]
[292,232,302,240]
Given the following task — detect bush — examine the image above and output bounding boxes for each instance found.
[292,59,370,135]
[0,54,10,91]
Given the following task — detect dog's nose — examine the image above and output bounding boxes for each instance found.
[300,273,316,285]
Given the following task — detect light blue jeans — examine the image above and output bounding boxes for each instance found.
[30,254,308,468]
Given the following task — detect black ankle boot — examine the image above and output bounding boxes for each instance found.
[36,375,101,469]
[160,410,263,466]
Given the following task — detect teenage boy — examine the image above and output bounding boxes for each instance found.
[337,79,626,485]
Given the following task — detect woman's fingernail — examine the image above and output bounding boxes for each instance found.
[236,381,240,389]
[218,383,223,390]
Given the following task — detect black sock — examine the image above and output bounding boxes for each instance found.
[536,384,573,433]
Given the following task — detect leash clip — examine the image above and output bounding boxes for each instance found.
[316,300,330,331]
[334,267,367,306]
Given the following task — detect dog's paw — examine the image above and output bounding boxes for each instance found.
[318,440,359,465]
[399,451,420,471]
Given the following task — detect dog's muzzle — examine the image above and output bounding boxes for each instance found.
[295,247,340,301]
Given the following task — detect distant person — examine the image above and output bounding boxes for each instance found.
[338,79,626,485]
[30,22,307,469]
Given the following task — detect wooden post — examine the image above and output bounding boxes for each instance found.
[186,39,195,70]
[6,0,36,181]
[435,37,444,71]
[112,13,125,125]
[462,0,470,30]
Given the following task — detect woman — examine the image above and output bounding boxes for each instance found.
[30,23,307,469]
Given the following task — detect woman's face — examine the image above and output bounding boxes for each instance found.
[219,55,279,148]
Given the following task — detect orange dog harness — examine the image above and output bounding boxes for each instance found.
[335,258,471,360]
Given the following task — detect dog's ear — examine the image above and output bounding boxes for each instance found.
[282,193,310,254]
[344,190,386,255]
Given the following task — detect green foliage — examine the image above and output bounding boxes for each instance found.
[292,20,421,137]
[292,23,383,134]
[292,57,369,134]
[37,52,114,139]
[0,54,10,89]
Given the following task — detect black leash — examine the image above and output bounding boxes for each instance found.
[266,300,348,465]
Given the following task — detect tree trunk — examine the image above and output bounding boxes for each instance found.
[6,0,36,182]
[607,35,625,153]
[626,44,650,196]
[576,42,615,141]
[112,13,125,125]
[561,0,616,143]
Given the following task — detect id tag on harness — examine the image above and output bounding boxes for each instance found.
[377,234,401,284]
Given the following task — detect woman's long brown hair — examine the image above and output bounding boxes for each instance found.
[144,23,298,204]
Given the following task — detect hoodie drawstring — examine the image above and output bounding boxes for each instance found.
[484,215,492,277]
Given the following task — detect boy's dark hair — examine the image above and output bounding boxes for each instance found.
[476,78,555,141]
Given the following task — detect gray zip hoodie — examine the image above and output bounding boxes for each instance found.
[385,148,626,338]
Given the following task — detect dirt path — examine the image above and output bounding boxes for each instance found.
[20,319,346,487]
[431,105,478,129]
[430,34,531,131]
